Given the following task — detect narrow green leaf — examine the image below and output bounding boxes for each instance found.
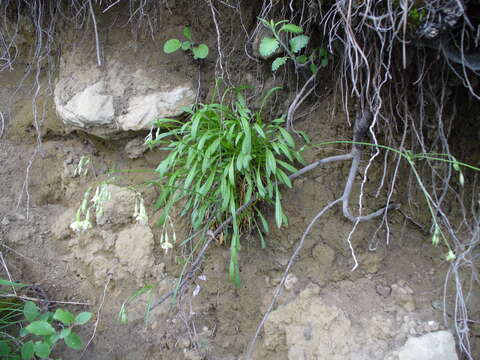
[277,159,298,173]
[255,169,266,198]
[276,168,292,188]
[183,162,198,189]
[279,23,303,34]
[279,127,295,147]
[289,35,309,53]
[0,278,27,287]
[275,187,283,228]
[53,308,75,325]
[265,149,277,176]
[310,62,318,74]
[199,170,216,195]
[257,211,270,234]
[236,153,245,171]
[23,301,40,322]
[25,321,55,336]
[242,126,252,156]
[163,39,181,54]
[228,159,235,185]
[253,123,266,138]
[259,37,279,57]
[272,56,288,71]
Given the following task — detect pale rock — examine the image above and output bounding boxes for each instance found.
[117,89,193,131]
[397,331,458,360]
[55,81,114,128]
[54,45,196,138]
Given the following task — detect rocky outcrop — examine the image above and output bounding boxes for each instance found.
[54,43,195,138]
[258,280,458,360]
[396,331,458,360]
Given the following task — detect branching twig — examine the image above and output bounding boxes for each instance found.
[80,275,111,359]
[88,0,102,66]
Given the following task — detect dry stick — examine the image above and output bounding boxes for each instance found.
[0,110,4,138]
[88,0,102,67]
[208,0,225,79]
[0,294,89,306]
[286,73,316,132]
[0,251,17,295]
[80,275,111,359]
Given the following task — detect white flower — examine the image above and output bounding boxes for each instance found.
[161,241,173,254]
[134,195,148,226]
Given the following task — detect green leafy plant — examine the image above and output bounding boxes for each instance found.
[146,86,306,285]
[258,19,329,73]
[0,279,92,359]
[163,26,209,60]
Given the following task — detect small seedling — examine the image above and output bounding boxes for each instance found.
[163,26,209,60]
[19,302,92,359]
[258,18,330,73]
[0,278,92,359]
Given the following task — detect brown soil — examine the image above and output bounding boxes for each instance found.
[0,3,478,360]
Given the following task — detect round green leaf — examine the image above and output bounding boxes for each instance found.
[53,308,74,325]
[163,39,181,54]
[33,341,51,358]
[181,41,192,51]
[259,37,280,58]
[25,321,55,336]
[59,328,72,339]
[46,333,61,346]
[289,35,310,53]
[74,311,92,325]
[192,44,209,59]
[65,332,83,350]
[23,301,40,322]
[21,341,34,360]
[272,57,288,71]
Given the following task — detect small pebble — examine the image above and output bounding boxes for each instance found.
[376,284,392,298]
